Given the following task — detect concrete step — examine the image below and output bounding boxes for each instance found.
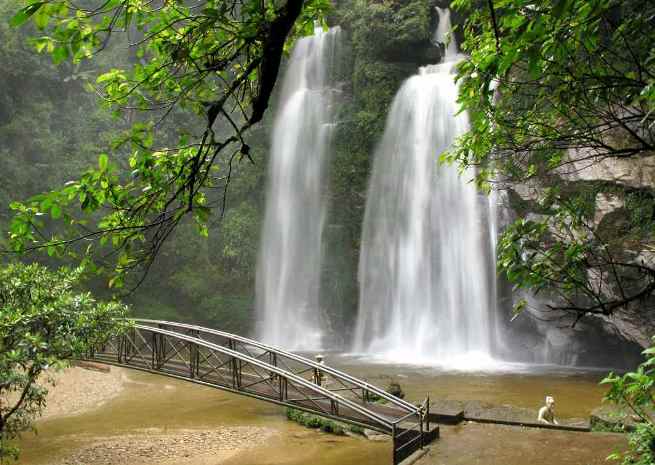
[427,409,465,425]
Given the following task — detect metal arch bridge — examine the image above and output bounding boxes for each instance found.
[82,319,438,464]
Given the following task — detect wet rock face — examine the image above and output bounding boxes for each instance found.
[503,146,655,351]
[496,302,645,368]
[347,0,433,61]
[562,150,655,348]
[600,305,655,350]
[566,149,655,190]
[589,404,655,432]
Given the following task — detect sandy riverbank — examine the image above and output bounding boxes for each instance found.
[39,365,126,420]
[51,427,278,465]
[28,366,278,465]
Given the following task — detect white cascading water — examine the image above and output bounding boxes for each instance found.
[434,6,458,56]
[353,9,498,368]
[256,26,341,350]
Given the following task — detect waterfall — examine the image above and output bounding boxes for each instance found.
[353,9,498,368]
[256,26,341,351]
[434,6,458,58]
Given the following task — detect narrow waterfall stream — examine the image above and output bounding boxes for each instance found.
[353,9,498,368]
[256,26,341,350]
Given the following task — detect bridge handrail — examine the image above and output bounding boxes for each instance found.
[133,318,420,415]
[125,324,397,430]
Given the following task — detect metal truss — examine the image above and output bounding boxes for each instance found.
[83,320,438,464]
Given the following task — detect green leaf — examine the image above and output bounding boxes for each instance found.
[52,46,69,64]
[605,452,621,461]
[98,153,109,171]
[552,0,571,19]
[195,205,211,223]
[51,205,62,219]
[10,3,45,28]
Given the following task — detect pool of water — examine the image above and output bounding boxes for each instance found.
[326,354,612,418]
[17,360,626,465]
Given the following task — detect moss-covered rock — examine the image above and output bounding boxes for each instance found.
[335,0,434,63]
[348,0,434,63]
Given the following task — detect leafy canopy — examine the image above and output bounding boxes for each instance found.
[7,0,330,288]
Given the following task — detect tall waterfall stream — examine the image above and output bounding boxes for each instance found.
[256,26,341,350]
[353,9,499,368]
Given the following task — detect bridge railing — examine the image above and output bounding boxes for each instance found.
[133,319,423,423]
[87,324,402,431]
[86,320,436,464]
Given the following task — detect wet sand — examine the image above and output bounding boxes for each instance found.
[39,366,126,420]
[51,428,277,465]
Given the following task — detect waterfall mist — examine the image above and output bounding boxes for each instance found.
[256,26,341,351]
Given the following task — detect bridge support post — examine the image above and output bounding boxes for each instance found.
[330,399,338,416]
[188,330,199,379]
[151,332,157,369]
[392,423,397,465]
[231,356,237,388]
[227,340,238,389]
[426,395,430,433]
[230,355,242,388]
[419,411,424,449]
[119,328,133,364]
[279,377,287,401]
[189,341,199,379]
[153,332,165,369]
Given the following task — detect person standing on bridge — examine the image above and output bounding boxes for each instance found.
[313,354,326,387]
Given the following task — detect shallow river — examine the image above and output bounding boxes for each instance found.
[327,354,615,418]
[18,358,627,465]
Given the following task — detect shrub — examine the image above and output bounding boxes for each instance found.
[0,263,129,461]
[602,340,655,465]
[285,408,347,436]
